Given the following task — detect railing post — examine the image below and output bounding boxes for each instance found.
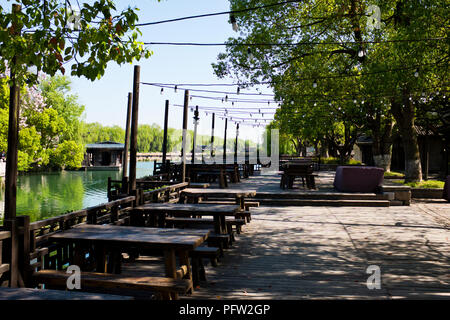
[121,176,129,195]
[17,215,30,287]
[3,219,19,287]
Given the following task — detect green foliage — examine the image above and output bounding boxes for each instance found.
[39,75,85,143]
[0,74,87,171]
[393,180,445,189]
[27,108,66,148]
[384,171,404,178]
[49,140,84,170]
[320,157,361,165]
[82,122,125,144]
[0,0,151,85]
[215,0,448,178]
[137,124,164,153]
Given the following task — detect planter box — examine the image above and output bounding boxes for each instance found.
[411,188,445,199]
[443,176,450,201]
[333,166,384,193]
[382,185,411,205]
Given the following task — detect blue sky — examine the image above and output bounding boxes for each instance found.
[69,0,274,144]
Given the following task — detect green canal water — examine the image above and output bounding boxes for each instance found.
[0,161,154,222]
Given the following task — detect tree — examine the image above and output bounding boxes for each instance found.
[0,0,153,244]
[39,75,85,143]
[214,0,448,181]
[49,140,84,170]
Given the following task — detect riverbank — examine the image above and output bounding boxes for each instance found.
[0,161,154,222]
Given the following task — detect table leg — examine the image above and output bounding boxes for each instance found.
[164,249,178,300]
[178,250,192,283]
[213,216,222,234]
[95,244,107,273]
[73,242,84,268]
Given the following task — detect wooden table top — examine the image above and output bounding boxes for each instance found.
[134,203,240,215]
[0,287,133,300]
[49,224,209,250]
[181,188,257,197]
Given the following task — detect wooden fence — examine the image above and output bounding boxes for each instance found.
[0,180,190,288]
[0,231,11,286]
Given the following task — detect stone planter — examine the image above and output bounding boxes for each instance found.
[411,188,445,199]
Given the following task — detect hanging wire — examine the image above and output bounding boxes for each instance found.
[142,37,447,46]
[135,1,304,26]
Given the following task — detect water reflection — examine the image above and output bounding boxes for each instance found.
[0,161,154,222]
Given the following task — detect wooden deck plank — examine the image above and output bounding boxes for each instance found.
[180,197,449,300]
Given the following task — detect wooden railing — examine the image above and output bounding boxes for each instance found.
[13,196,136,286]
[142,182,189,203]
[0,230,11,286]
[2,173,190,287]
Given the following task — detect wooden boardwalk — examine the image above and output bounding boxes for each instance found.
[181,174,450,299]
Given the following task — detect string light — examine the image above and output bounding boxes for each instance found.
[414,68,419,77]
[160,88,164,95]
[247,48,254,60]
[313,80,317,88]
[174,85,178,93]
[230,14,238,32]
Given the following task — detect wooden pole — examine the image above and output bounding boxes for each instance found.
[211,113,215,160]
[192,106,199,164]
[181,90,189,182]
[162,100,169,166]
[223,118,227,164]
[122,92,132,179]
[234,123,239,164]
[423,122,430,180]
[4,4,22,288]
[129,66,140,193]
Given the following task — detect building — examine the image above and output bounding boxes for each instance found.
[353,128,448,176]
[83,141,124,170]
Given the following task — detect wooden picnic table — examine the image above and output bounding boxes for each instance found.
[49,224,209,283]
[180,188,257,210]
[132,203,241,235]
[280,162,316,189]
[0,287,132,300]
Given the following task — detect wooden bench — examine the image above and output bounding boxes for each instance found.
[165,217,240,240]
[200,200,259,212]
[31,270,193,300]
[188,182,210,189]
[206,233,231,257]
[190,246,220,286]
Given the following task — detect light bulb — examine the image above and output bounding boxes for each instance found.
[160,88,164,95]
[414,69,419,77]
[174,85,177,93]
[247,48,254,60]
[237,87,240,95]
[358,50,365,57]
[230,15,238,32]
[225,95,228,102]
[313,80,317,88]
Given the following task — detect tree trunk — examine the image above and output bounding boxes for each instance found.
[320,141,329,158]
[391,93,422,182]
[370,113,393,171]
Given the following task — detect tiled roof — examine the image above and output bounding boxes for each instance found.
[86,141,124,150]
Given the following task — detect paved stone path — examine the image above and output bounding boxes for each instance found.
[187,199,449,299]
